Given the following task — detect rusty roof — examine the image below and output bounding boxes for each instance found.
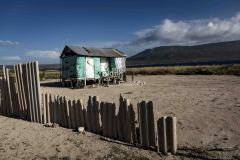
[60,45,126,58]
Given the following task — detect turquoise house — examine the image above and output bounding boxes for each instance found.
[60,45,126,86]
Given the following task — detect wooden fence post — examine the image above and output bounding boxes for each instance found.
[146,101,156,147]
[87,96,93,131]
[18,64,27,119]
[71,100,77,129]
[3,67,13,116]
[45,94,50,123]
[14,65,23,119]
[53,96,58,123]
[102,102,108,137]
[113,113,118,139]
[74,99,80,128]
[77,99,84,127]
[93,96,100,133]
[83,106,87,128]
[128,103,137,144]
[107,103,114,138]
[157,117,167,154]
[24,63,32,121]
[138,101,149,148]
[31,62,39,123]
[117,95,124,141]
[29,62,36,122]
[125,99,132,143]
[66,99,71,128]
[9,77,18,117]
[34,61,42,123]
[166,116,177,155]
[49,94,54,123]
[42,93,46,124]
[57,96,61,125]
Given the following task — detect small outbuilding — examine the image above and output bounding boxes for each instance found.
[60,45,127,87]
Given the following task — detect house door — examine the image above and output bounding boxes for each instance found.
[100,57,109,77]
[86,57,94,79]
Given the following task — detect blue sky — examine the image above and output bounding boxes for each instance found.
[1,0,240,64]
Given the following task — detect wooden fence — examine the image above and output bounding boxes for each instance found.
[0,61,177,155]
[0,62,41,122]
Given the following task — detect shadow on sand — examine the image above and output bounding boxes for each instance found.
[40,81,63,88]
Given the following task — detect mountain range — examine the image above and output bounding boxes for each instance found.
[127,40,240,67]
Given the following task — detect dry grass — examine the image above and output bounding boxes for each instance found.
[126,64,240,75]
[39,71,60,81]
[1,64,240,80]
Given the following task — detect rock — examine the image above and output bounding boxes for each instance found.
[44,123,54,127]
[53,123,59,128]
[78,127,85,134]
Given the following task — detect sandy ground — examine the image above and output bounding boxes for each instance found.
[1,75,240,159]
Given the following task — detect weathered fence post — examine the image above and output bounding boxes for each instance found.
[74,99,80,128]
[9,77,19,117]
[157,117,167,154]
[117,96,124,141]
[45,94,50,123]
[53,96,58,123]
[71,100,77,129]
[83,106,87,128]
[146,101,156,147]
[15,65,23,118]
[102,102,108,137]
[77,99,84,127]
[92,96,100,133]
[166,116,177,155]
[42,93,46,124]
[87,96,93,131]
[138,101,149,147]
[66,99,71,128]
[3,67,13,116]
[128,103,137,143]
[29,62,37,122]
[107,103,114,138]
[125,99,132,143]
[34,61,42,123]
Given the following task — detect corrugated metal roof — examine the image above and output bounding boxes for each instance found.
[61,45,126,57]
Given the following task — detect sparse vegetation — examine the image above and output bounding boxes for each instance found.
[126,64,240,75]
[39,71,60,81]
[1,64,240,81]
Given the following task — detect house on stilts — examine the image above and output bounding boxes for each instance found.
[60,45,127,87]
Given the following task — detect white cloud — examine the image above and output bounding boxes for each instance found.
[1,56,22,61]
[130,12,240,48]
[71,12,240,56]
[26,50,60,59]
[0,40,19,46]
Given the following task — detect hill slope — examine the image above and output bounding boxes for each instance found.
[127,40,240,66]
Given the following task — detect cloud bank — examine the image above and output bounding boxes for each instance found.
[0,40,19,46]
[131,12,240,48]
[82,12,240,55]
[1,56,22,61]
[26,50,60,59]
